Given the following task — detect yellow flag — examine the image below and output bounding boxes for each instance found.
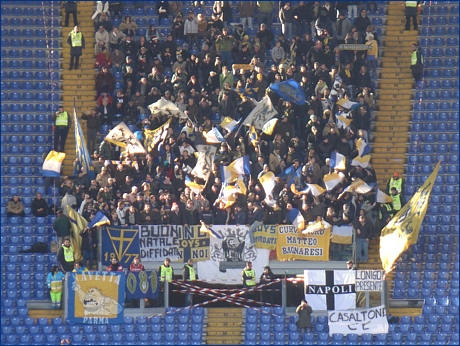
[144,118,171,151]
[249,125,259,146]
[380,162,441,272]
[66,206,86,262]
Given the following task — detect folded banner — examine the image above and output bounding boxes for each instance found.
[191,145,217,181]
[87,211,111,228]
[196,225,269,284]
[66,272,125,325]
[42,150,66,178]
[105,122,146,154]
[328,305,388,336]
[253,224,277,250]
[262,118,278,135]
[269,79,307,105]
[125,271,160,299]
[331,225,353,244]
[243,95,278,130]
[380,162,440,272]
[276,225,330,261]
[304,270,356,311]
[148,98,185,118]
[356,138,371,157]
[330,151,347,170]
[259,171,276,198]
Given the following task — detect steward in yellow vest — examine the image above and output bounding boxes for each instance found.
[182,259,198,306]
[67,25,85,70]
[390,187,405,213]
[46,265,65,309]
[52,105,72,152]
[387,172,404,194]
[160,257,174,282]
[57,238,75,273]
[242,261,256,287]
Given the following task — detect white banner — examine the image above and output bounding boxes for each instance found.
[196,225,269,284]
[139,225,180,262]
[191,145,217,181]
[243,95,278,130]
[328,305,389,336]
[304,270,356,311]
[355,270,384,292]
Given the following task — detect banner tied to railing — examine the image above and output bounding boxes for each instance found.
[328,305,389,336]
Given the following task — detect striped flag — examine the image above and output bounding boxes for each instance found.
[330,152,347,170]
[331,225,353,244]
[323,173,343,191]
[185,175,206,194]
[204,127,225,144]
[307,184,327,197]
[340,178,373,198]
[376,189,393,204]
[356,138,371,157]
[87,211,111,228]
[66,206,85,262]
[262,118,278,135]
[220,165,239,184]
[191,145,217,181]
[43,150,66,178]
[351,155,372,168]
[220,117,240,132]
[335,111,353,129]
[227,156,251,175]
[287,208,305,233]
[259,171,276,198]
[73,104,95,180]
[336,98,360,110]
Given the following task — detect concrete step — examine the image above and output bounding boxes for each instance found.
[378,105,412,111]
[371,155,407,164]
[373,136,408,144]
[378,94,412,101]
[372,146,407,154]
[387,307,423,318]
[63,94,96,102]
[379,82,413,88]
[61,88,96,96]
[385,29,418,36]
[378,100,412,106]
[379,72,413,78]
[62,73,96,80]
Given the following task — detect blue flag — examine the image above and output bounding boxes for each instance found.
[87,211,111,228]
[73,103,96,181]
[269,79,307,105]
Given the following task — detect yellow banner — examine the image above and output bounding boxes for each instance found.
[380,162,440,272]
[254,225,277,250]
[276,225,330,261]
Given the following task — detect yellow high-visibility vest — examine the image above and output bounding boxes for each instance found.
[411,51,418,65]
[55,111,69,126]
[70,31,83,47]
[243,269,256,286]
[406,1,418,7]
[379,203,393,219]
[186,264,196,280]
[50,280,63,293]
[62,245,74,262]
[389,178,403,193]
[391,194,402,211]
[161,265,173,282]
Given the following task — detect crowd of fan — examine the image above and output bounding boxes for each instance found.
[7,2,396,264]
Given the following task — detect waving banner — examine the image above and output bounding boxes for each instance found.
[276,225,330,261]
[196,225,270,284]
[191,145,217,181]
[328,305,389,336]
[243,95,278,130]
[66,272,125,325]
[105,122,146,154]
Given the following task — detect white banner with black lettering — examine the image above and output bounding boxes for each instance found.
[196,225,269,284]
[304,270,356,311]
[356,270,384,292]
[328,305,389,336]
[140,225,180,262]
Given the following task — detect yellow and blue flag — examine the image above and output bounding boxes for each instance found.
[43,150,66,178]
[330,151,347,170]
[351,154,372,168]
[249,125,259,146]
[262,118,278,135]
[357,138,371,157]
[259,171,276,197]
[286,208,305,233]
[380,162,440,272]
[323,172,343,191]
[73,104,95,180]
[66,206,86,262]
[227,156,251,175]
[87,211,111,228]
[204,127,226,144]
[269,79,306,105]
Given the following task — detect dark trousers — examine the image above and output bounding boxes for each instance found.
[54,126,70,152]
[65,11,78,27]
[87,128,98,155]
[405,15,418,30]
[412,71,422,82]
[69,53,80,69]
[187,33,199,49]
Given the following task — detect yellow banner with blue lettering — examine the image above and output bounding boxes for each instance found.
[276,225,330,261]
[254,224,277,250]
[66,272,125,325]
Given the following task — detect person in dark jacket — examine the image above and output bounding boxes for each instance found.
[410,42,423,83]
[82,108,102,155]
[80,225,97,269]
[183,200,199,226]
[67,26,85,70]
[32,192,49,217]
[63,1,78,27]
[405,1,419,30]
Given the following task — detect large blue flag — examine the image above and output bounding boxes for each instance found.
[269,79,307,105]
[87,211,111,228]
[73,102,96,181]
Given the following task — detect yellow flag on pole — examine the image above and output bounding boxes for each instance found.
[380,162,441,273]
[66,206,86,262]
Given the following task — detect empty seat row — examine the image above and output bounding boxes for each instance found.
[2,145,50,156]
[410,132,459,143]
[3,165,47,176]
[1,6,59,16]
[422,16,459,25]
[3,70,60,80]
[425,79,459,89]
[1,114,53,124]
[423,58,457,68]
[1,17,59,27]
[2,176,46,186]
[421,224,459,236]
[408,143,459,154]
[1,28,59,38]
[406,154,459,166]
[2,49,60,59]
[0,39,60,49]
[420,25,459,36]
[1,81,57,91]
[413,102,459,111]
[420,37,459,47]
[420,47,458,57]
[423,5,459,15]
[1,102,59,112]
[1,124,53,133]
[1,225,52,235]
[412,111,458,122]
[1,92,61,102]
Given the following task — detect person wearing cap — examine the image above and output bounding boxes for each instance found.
[52,105,72,152]
[67,25,85,70]
[387,172,404,195]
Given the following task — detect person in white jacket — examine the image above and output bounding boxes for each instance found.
[184,10,199,49]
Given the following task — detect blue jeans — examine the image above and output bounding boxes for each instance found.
[259,12,273,28]
[184,292,193,306]
[296,21,310,36]
[282,22,292,39]
[356,238,369,262]
[220,50,232,69]
[83,249,94,269]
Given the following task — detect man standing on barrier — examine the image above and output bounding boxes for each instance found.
[182,258,198,306]
[159,257,174,306]
[242,261,257,302]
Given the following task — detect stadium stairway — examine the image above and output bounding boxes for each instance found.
[205,308,243,345]
[60,1,96,175]
[28,309,63,323]
[372,1,418,186]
